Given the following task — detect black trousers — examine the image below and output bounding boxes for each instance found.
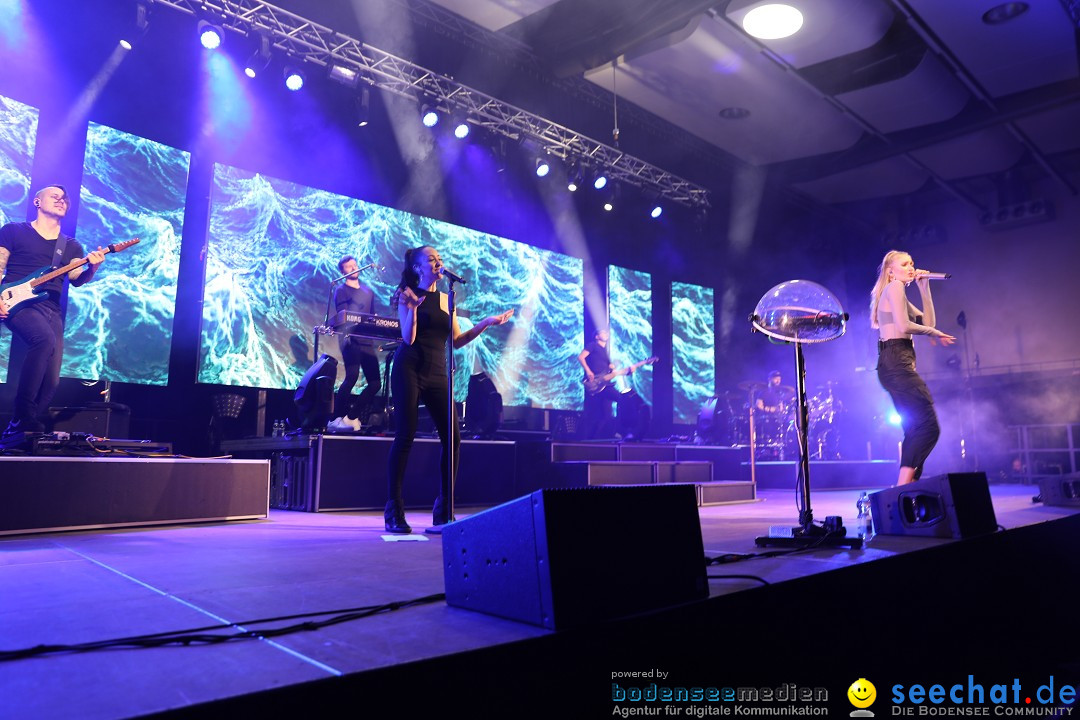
[5,301,64,422]
[334,341,380,419]
[580,384,649,440]
[877,339,940,479]
[386,353,460,510]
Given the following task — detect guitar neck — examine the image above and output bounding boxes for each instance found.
[29,246,113,288]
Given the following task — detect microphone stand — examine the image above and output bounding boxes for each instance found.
[427,275,459,535]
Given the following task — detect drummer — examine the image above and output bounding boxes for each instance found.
[755,370,789,414]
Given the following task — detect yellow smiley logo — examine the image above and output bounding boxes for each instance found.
[848,678,877,709]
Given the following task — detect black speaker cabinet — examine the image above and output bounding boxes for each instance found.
[869,472,997,539]
[442,485,708,629]
[1037,474,1080,507]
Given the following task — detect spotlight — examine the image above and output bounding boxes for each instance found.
[328,64,359,87]
[889,412,902,426]
[284,65,305,91]
[603,199,614,212]
[198,19,224,50]
[420,103,440,128]
[120,1,149,50]
[453,118,471,140]
[567,164,583,192]
[593,173,608,190]
[535,157,551,178]
[650,205,663,219]
[355,87,370,128]
[243,32,271,78]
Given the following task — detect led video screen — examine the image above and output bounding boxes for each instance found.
[60,122,189,385]
[606,265,653,405]
[0,95,38,384]
[672,281,715,425]
[199,164,584,410]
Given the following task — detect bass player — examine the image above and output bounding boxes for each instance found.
[577,328,650,441]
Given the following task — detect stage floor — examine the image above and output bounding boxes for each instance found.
[1,483,1077,719]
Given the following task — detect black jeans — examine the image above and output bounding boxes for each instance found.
[334,340,381,419]
[386,352,460,510]
[877,339,940,479]
[5,301,64,422]
[580,384,649,440]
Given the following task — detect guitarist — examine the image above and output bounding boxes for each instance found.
[0,185,106,437]
[577,328,649,441]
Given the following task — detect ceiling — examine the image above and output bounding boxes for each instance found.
[410,0,1080,209]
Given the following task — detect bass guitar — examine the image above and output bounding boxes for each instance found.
[0,238,140,315]
[584,356,658,395]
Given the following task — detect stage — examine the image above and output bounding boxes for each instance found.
[2,482,1078,718]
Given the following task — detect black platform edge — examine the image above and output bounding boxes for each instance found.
[149,513,1080,718]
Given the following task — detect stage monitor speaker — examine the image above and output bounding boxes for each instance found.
[869,472,997,539]
[442,485,707,629]
[1037,474,1080,507]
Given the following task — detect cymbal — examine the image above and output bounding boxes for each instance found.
[737,381,765,392]
[777,385,795,397]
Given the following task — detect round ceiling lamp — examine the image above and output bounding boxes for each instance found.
[742,4,804,40]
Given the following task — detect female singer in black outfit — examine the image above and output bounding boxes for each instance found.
[870,250,956,486]
[385,246,513,533]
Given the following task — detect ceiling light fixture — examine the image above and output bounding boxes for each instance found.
[742,4,804,40]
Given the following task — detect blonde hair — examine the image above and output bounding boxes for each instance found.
[869,250,910,329]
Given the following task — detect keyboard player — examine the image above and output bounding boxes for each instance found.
[330,255,382,432]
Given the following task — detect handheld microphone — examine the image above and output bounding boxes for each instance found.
[921,272,951,280]
[440,267,468,285]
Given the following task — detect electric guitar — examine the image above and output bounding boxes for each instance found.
[0,238,140,315]
[584,356,658,395]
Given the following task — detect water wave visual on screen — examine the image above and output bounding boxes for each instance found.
[672,281,715,424]
[199,165,584,410]
[607,265,653,405]
[59,122,189,385]
[0,94,38,384]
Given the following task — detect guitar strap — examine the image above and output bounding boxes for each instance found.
[51,233,70,269]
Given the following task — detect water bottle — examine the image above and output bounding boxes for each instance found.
[856,492,874,544]
[272,420,283,438]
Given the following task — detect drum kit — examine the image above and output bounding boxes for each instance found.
[697,380,845,459]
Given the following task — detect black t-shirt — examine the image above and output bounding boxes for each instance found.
[583,341,611,376]
[0,222,84,298]
[334,282,377,352]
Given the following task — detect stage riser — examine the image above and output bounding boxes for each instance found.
[547,443,750,482]
[0,458,269,536]
[699,481,758,505]
[750,460,896,489]
[266,436,517,511]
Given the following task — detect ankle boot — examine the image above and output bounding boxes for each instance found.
[432,495,456,526]
[384,501,412,534]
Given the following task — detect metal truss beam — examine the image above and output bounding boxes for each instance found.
[147,0,711,208]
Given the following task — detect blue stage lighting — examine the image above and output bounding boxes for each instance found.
[593,174,608,190]
[889,412,902,426]
[535,158,550,178]
[650,205,663,219]
[420,104,439,128]
[284,66,305,91]
[454,121,470,139]
[198,20,224,50]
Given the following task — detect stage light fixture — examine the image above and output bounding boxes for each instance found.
[742,4,803,40]
[356,88,371,128]
[889,412,902,426]
[535,157,551,178]
[328,64,359,87]
[593,173,608,190]
[420,103,440,128]
[650,205,663,219]
[453,118,471,140]
[243,32,271,78]
[198,19,224,50]
[120,1,149,50]
[567,163,583,192]
[284,65,305,91]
